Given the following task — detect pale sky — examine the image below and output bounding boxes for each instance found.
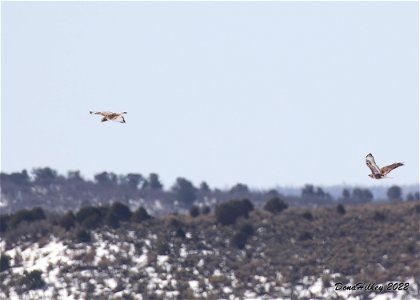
[1,2,419,189]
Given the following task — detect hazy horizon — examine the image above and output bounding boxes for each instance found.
[2,2,419,189]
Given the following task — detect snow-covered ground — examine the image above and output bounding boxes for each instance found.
[0,233,418,300]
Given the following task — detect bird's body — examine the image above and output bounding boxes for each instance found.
[365,153,403,179]
[90,111,127,123]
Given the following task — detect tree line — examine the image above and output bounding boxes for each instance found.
[1,168,419,214]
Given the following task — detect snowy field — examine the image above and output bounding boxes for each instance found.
[0,235,418,300]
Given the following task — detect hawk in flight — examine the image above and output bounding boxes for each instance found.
[366,153,403,179]
[90,111,127,123]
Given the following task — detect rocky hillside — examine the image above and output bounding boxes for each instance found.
[0,200,419,299]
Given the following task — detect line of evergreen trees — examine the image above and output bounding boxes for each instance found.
[1,168,419,214]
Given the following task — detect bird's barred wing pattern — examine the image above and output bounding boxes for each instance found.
[380,163,404,176]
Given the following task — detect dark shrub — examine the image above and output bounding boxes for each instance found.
[230,183,249,194]
[32,167,57,185]
[387,185,402,201]
[336,204,346,215]
[302,211,314,221]
[76,206,102,229]
[406,193,415,201]
[199,182,210,192]
[351,188,373,203]
[75,228,92,243]
[232,231,249,249]
[30,207,46,219]
[81,214,102,229]
[201,206,211,215]
[132,207,151,223]
[59,212,76,231]
[0,215,9,232]
[175,227,186,239]
[20,270,45,290]
[298,231,313,241]
[148,173,163,190]
[322,275,332,288]
[10,207,46,228]
[215,199,254,225]
[109,202,132,221]
[156,238,170,255]
[373,211,386,222]
[123,173,144,190]
[240,223,254,237]
[406,243,416,254]
[76,206,101,221]
[241,199,254,213]
[0,254,11,272]
[301,185,332,204]
[264,197,288,214]
[167,217,182,228]
[105,212,120,229]
[94,171,117,186]
[189,206,200,218]
[4,170,30,186]
[341,189,350,200]
[172,177,196,207]
[267,189,279,196]
[105,202,132,228]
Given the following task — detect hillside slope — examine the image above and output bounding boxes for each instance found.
[0,201,419,299]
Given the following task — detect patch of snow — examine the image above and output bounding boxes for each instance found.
[180,246,188,258]
[166,291,180,298]
[308,277,323,294]
[189,280,200,291]
[154,200,162,209]
[244,290,257,298]
[157,255,169,266]
[254,275,267,283]
[104,278,118,290]
[133,253,148,267]
[109,244,120,253]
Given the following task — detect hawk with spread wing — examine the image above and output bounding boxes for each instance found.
[90,111,127,123]
[366,153,403,179]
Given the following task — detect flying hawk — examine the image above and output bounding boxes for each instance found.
[366,153,403,179]
[89,111,127,123]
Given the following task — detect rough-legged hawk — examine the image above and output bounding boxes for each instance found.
[366,153,403,179]
[90,111,127,123]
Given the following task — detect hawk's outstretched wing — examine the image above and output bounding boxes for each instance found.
[90,111,112,117]
[366,153,381,176]
[381,162,404,176]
